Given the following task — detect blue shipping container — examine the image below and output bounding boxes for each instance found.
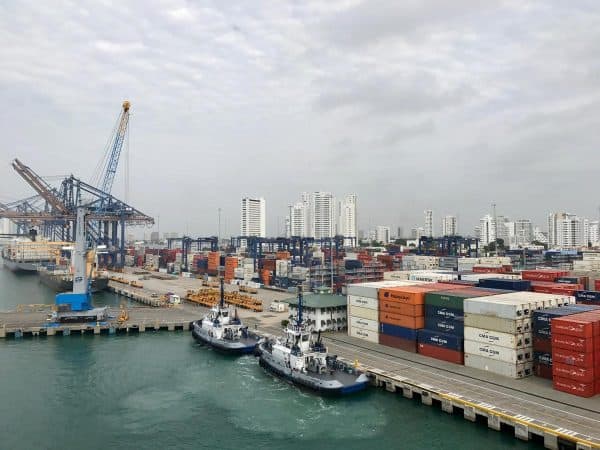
[424,317,464,336]
[477,278,531,291]
[424,304,463,320]
[534,351,552,366]
[575,290,600,302]
[379,323,418,341]
[417,329,463,351]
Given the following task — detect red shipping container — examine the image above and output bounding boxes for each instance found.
[522,270,568,282]
[534,363,553,379]
[552,334,596,353]
[472,266,503,274]
[552,347,595,368]
[595,280,600,291]
[533,336,552,353]
[552,362,595,383]
[553,376,596,398]
[378,334,417,353]
[418,343,464,365]
[551,314,600,339]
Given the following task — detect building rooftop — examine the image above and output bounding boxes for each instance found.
[285,293,347,308]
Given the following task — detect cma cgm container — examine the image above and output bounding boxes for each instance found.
[425,316,464,336]
[464,354,533,379]
[417,329,463,352]
[464,327,531,349]
[349,326,379,343]
[463,340,532,363]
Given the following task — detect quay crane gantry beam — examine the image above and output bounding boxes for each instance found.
[98,101,130,196]
[11,159,69,215]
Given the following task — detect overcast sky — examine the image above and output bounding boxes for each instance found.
[1,1,599,238]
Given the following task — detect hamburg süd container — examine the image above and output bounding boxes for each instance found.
[463,340,532,363]
[552,347,595,368]
[348,326,379,343]
[464,327,531,349]
[551,334,596,353]
[552,376,596,398]
[552,362,595,383]
[464,313,530,334]
[348,305,378,321]
[551,313,600,339]
[349,316,378,332]
[348,295,378,310]
[464,353,533,379]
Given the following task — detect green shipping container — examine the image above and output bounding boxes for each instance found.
[425,289,500,311]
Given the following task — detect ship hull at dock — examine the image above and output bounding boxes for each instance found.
[257,344,369,396]
[1,257,41,273]
[38,271,109,293]
[191,320,259,355]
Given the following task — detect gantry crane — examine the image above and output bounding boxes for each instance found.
[98,101,131,197]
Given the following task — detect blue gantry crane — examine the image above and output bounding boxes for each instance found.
[97,101,131,197]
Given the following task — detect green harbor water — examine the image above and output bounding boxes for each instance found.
[0,264,539,449]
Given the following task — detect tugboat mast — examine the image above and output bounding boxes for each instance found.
[296,286,303,327]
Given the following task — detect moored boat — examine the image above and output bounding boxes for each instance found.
[192,278,261,354]
[257,288,369,396]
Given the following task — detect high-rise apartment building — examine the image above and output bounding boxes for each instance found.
[411,227,425,240]
[338,194,357,242]
[310,192,335,239]
[288,194,310,237]
[424,210,434,237]
[513,219,533,247]
[547,212,585,248]
[376,226,390,244]
[441,215,457,236]
[241,197,266,237]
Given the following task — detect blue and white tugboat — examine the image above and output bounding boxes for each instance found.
[258,288,369,396]
[192,278,260,354]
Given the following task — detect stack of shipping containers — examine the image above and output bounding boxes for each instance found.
[463,292,573,379]
[551,311,600,397]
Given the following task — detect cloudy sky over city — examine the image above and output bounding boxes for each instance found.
[1,1,599,237]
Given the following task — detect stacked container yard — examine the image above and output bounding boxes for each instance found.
[377,283,466,353]
[463,292,575,379]
[347,281,422,344]
[551,310,600,397]
[207,251,220,276]
[224,256,239,282]
[532,305,600,380]
[418,288,504,364]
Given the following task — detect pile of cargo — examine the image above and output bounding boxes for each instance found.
[224,256,239,282]
[463,292,573,379]
[551,310,600,397]
[418,288,500,364]
[185,288,262,312]
[207,251,220,276]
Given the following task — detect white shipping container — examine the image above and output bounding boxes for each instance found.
[464,327,532,349]
[347,295,378,311]
[349,316,379,332]
[349,326,379,343]
[348,305,378,321]
[383,271,410,281]
[346,280,424,298]
[464,313,530,334]
[463,296,531,319]
[464,354,533,379]
[464,340,532,363]
[408,272,458,282]
[460,273,520,282]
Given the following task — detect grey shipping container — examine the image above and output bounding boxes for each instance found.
[464,353,533,379]
[464,313,530,334]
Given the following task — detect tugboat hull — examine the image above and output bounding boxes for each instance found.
[192,321,259,355]
[257,344,369,396]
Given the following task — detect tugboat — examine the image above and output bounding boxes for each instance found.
[191,278,261,354]
[257,287,369,396]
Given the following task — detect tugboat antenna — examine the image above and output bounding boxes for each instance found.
[220,276,225,309]
[297,286,303,327]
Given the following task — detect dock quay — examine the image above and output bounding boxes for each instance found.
[107,280,166,306]
[0,306,204,339]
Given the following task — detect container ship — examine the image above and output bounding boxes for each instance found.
[38,267,109,293]
[1,240,70,273]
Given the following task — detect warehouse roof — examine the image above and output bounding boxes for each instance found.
[285,293,347,308]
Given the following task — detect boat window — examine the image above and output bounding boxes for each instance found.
[302,334,309,342]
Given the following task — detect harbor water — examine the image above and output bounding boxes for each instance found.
[0,264,537,449]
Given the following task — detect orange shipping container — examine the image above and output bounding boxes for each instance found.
[379,311,424,329]
[378,283,465,305]
[379,301,424,317]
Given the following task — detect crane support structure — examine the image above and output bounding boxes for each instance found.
[100,101,130,195]
[11,159,69,214]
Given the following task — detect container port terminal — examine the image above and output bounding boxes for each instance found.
[3,102,600,449]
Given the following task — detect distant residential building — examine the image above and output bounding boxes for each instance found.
[441,215,457,236]
[150,231,160,243]
[411,227,425,240]
[375,226,390,244]
[513,219,533,247]
[163,232,179,240]
[424,210,434,237]
[241,197,266,237]
[479,214,509,245]
[396,226,404,239]
[338,194,357,243]
[288,194,310,237]
[589,221,599,247]
[310,192,335,239]
[533,227,548,244]
[548,212,584,248]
